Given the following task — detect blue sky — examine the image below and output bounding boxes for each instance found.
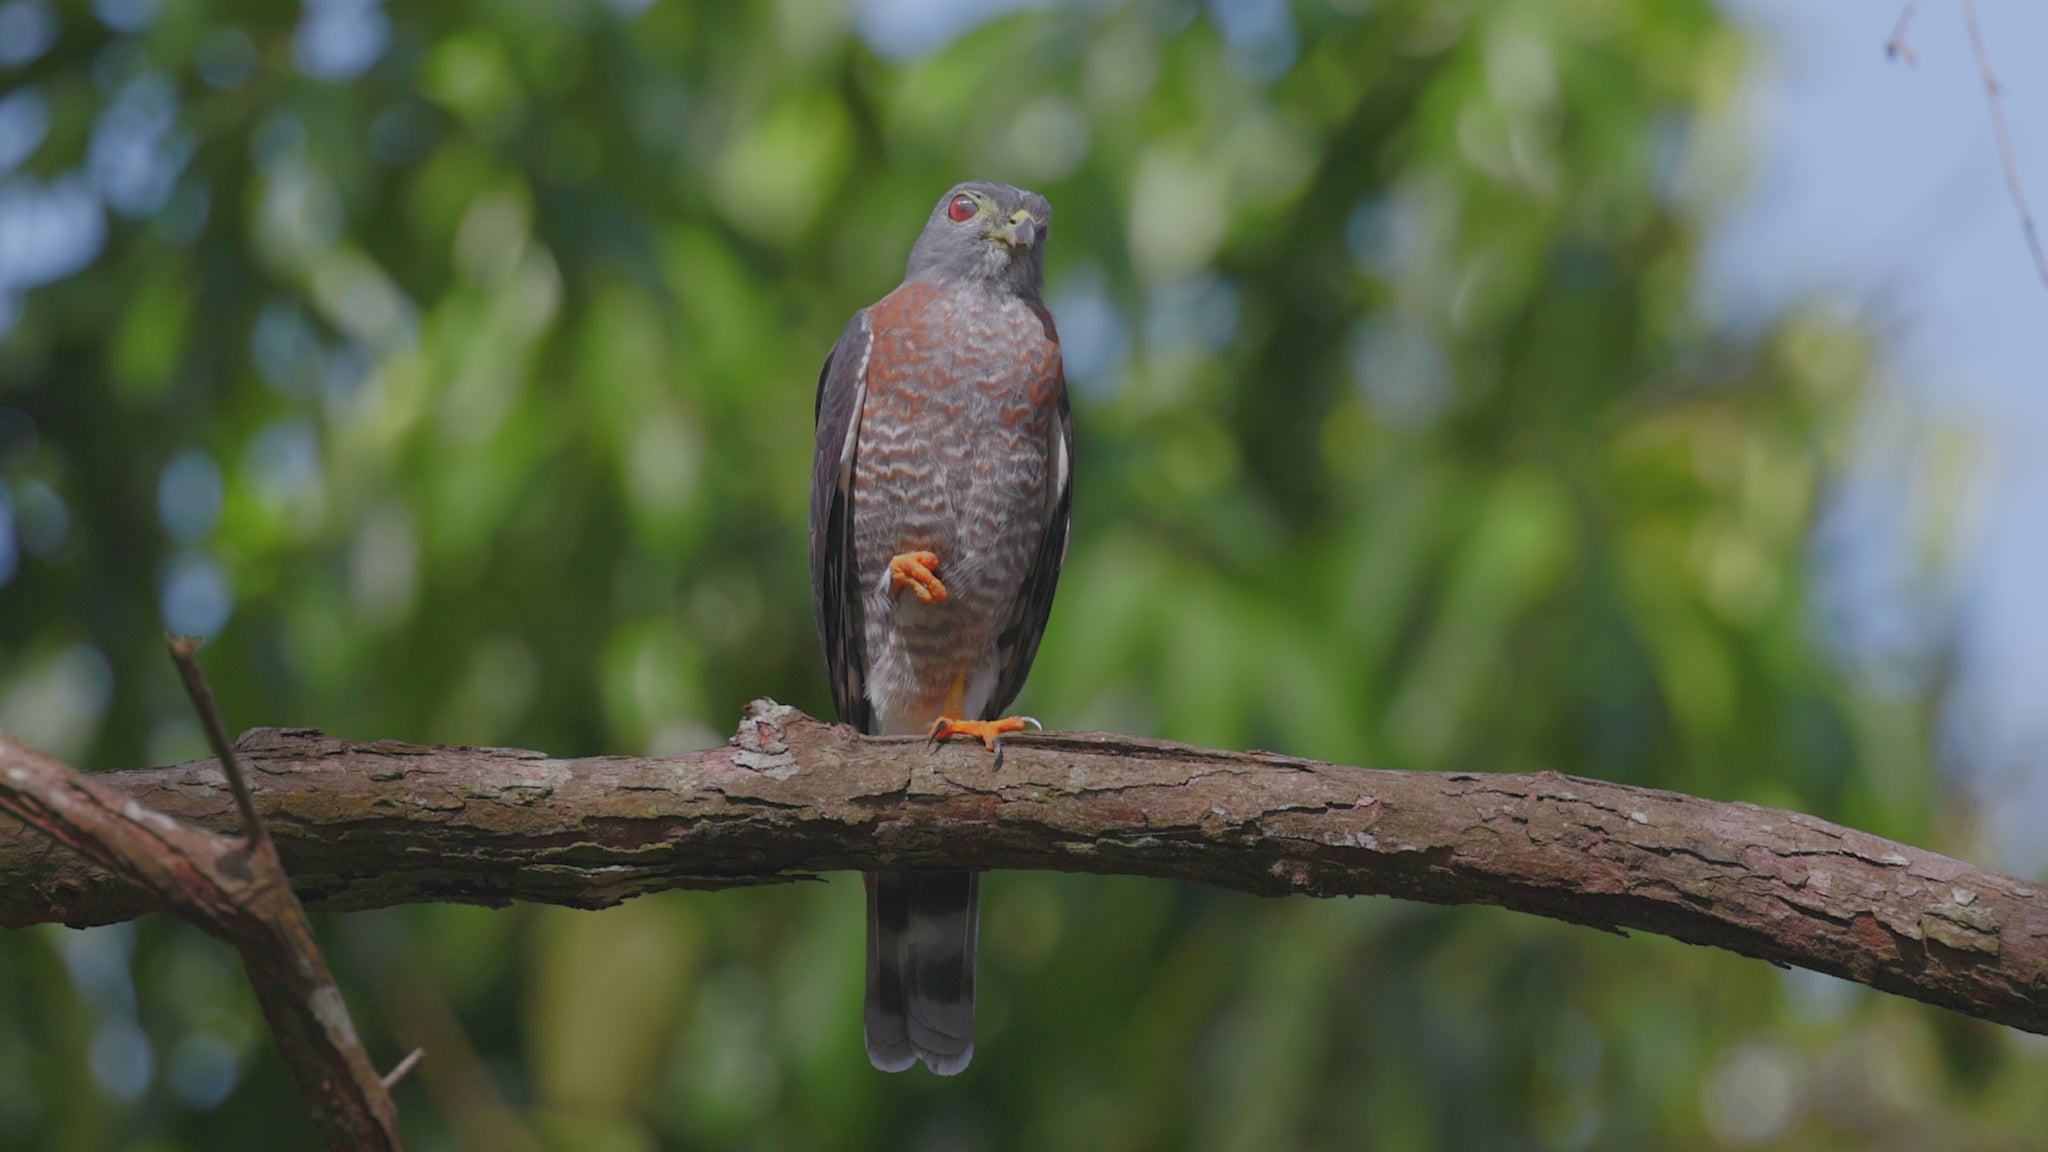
[1709,0,2048,870]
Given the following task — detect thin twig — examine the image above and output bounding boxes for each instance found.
[1959,0,2048,285]
[381,970,548,1152]
[381,1048,426,1090]
[167,635,268,849]
[1887,0,1924,63]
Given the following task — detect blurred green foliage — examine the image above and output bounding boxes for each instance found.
[1,0,2043,1149]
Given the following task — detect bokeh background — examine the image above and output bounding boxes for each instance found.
[2,0,2045,1148]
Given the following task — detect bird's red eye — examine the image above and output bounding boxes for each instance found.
[947,195,977,222]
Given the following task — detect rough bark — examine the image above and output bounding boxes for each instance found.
[4,700,2044,1034]
[0,736,403,1150]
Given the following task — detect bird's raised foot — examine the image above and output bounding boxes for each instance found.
[927,715,1041,752]
[888,551,948,603]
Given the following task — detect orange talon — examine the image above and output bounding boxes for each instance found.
[927,715,1041,752]
[888,551,948,603]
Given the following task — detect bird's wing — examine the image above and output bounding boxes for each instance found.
[985,378,1074,720]
[810,310,873,733]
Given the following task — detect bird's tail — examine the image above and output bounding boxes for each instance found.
[864,868,978,1075]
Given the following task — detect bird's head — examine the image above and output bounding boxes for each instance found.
[904,180,1052,295]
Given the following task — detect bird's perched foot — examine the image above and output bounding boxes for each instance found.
[888,551,948,603]
[928,715,1041,752]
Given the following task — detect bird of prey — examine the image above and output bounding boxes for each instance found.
[809,181,1072,1075]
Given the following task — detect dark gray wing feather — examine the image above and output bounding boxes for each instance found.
[810,311,873,734]
[985,382,1073,720]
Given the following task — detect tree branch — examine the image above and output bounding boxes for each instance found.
[0,642,406,1151]
[3,700,2044,1034]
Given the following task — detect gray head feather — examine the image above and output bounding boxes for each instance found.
[904,180,1052,297]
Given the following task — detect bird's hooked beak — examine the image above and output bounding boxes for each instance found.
[987,209,1038,250]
